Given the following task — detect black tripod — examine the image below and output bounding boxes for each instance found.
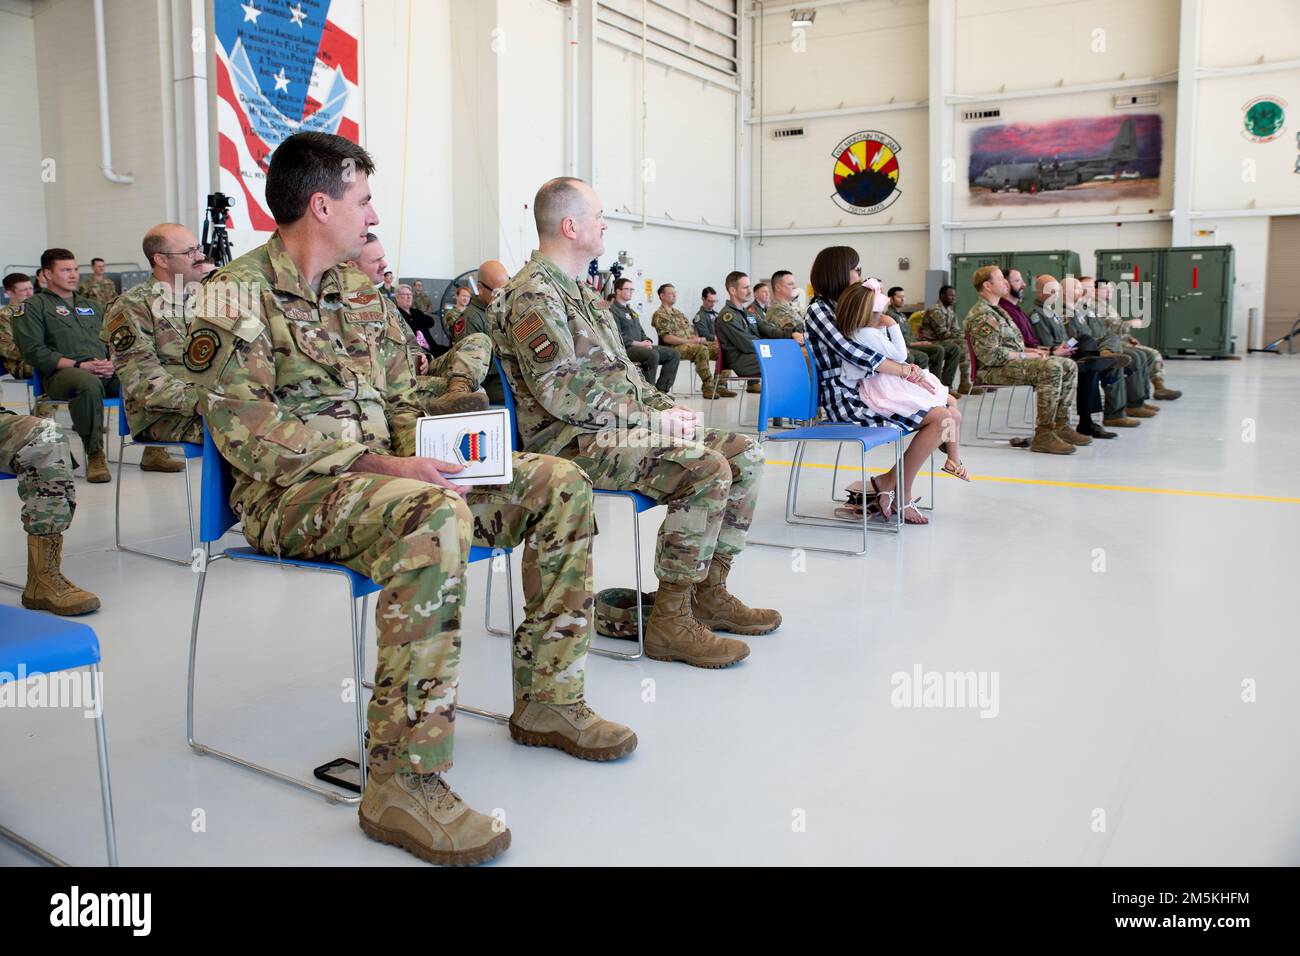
[201,192,235,268]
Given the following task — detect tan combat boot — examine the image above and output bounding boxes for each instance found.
[509,699,638,761]
[426,376,489,416]
[1124,405,1157,418]
[1053,413,1093,446]
[1152,375,1182,400]
[22,534,101,616]
[644,580,749,668]
[86,449,111,483]
[702,375,737,399]
[140,446,184,473]
[1029,425,1076,455]
[745,380,763,394]
[359,772,510,866]
[692,552,783,635]
[1102,415,1140,428]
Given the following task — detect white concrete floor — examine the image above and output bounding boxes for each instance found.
[1,356,1298,867]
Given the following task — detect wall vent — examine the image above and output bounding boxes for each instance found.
[772,126,805,139]
[962,108,1001,121]
[1114,90,1159,109]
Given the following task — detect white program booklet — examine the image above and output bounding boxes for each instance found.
[414,409,513,486]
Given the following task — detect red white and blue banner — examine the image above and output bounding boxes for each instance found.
[215,0,363,233]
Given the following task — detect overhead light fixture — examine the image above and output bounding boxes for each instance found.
[791,9,816,27]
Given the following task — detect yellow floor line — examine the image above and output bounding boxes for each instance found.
[764,459,1300,505]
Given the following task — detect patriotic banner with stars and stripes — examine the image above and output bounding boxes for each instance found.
[215,0,362,234]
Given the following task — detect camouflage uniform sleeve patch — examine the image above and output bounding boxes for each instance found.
[107,320,137,353]
[184,329,221,373]
[512,311,557,363]
[194,280,264,341]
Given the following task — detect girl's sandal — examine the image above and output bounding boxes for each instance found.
[941,458,971,482]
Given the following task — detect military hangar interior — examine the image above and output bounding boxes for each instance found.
[1,0,1298,883]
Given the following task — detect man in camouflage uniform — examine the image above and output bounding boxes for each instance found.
[447,260,507,404]
[1,272,36,381]
[99,223,210,473]
[1064,277,1144,428]
[351,236,490,416]
[1097,279,1179,406]
[490,177,781,670]
[757,270,806,342]
[411,279,433,314]
[964,265,1090,455]
[715,271,763,392]
[1,409,100,615]
[886,286,941,377]
[651,282,733,399]
[920,284,978,395]
[184,133,634,867]
[77,258,118,307]
[15,249,120,482]
[395,283,490,415]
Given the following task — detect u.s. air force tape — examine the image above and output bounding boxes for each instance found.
[184,329,221,373]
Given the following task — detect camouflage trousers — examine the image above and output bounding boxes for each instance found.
[673,342,717,387]
[413,332,493,412]
[0,412,76,536]
[977,356,1077,425]
[238,451,595,778]
[1127,343,1163,378]
[567,426,764,585]
[136,413,203,444]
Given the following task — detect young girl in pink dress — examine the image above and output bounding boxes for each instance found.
[836,282,970,521]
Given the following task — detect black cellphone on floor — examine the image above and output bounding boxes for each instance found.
[313,757,362,793]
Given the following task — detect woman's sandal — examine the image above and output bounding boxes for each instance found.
[902,498,929,525]
[941,458,971,482]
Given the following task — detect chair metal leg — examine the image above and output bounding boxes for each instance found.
[90,663,119,866]
[0,664,112,867]
[115,438,198,566]
[187,551,361,805]
[483,549,512,637]
[352,594,369,795]
[0,823,71,867]
[751,437,902,554]
[592,497,645,661]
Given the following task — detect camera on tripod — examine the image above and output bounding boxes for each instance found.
[201,192,236,267]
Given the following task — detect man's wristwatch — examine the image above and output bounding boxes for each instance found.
[73,360,82,369]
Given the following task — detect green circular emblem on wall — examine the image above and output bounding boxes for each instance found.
[1242,96,1287,143]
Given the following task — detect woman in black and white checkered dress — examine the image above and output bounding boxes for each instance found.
[805,246,956,524]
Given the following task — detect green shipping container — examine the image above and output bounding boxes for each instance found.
[1096,245,1234,357]
[949,250,1081,326]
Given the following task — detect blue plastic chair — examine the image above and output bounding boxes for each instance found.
[493,357,658,662]
[749,339,907,554]
[0,606,118,866]
[187,422,515,805]
[113,404,202,565]
[32,366,124,472]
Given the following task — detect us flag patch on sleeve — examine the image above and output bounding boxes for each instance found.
[512,311,544,343]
